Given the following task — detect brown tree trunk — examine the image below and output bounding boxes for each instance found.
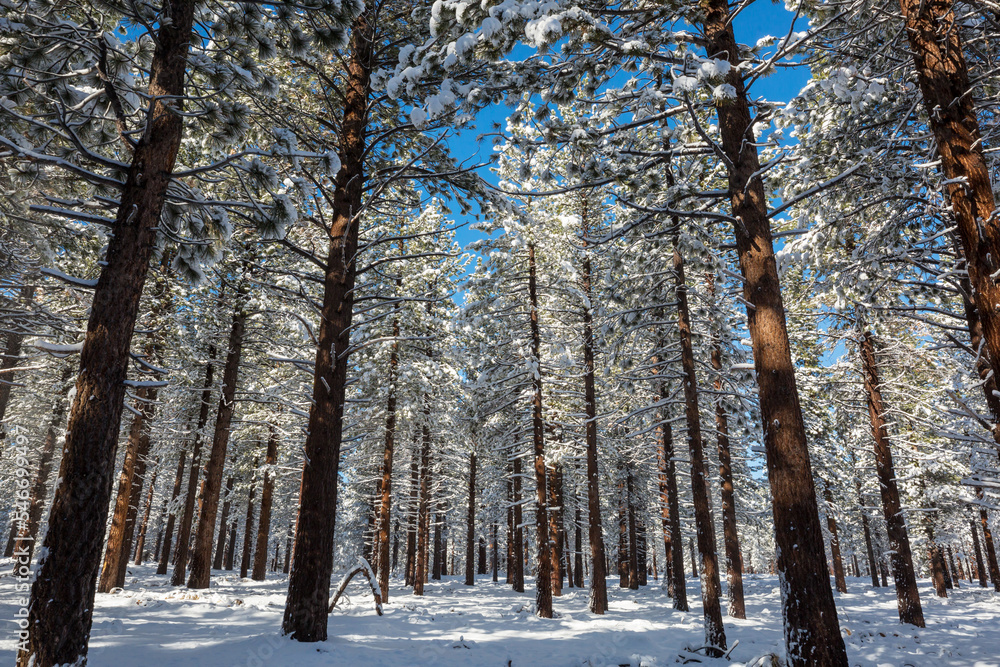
[673,235,726,654]
[860,329,925,626]
[12,365,73,567]
[823,481,848,594]
[376,315,399,598]
[157,445,187,576]
[618,502,629,588]
[697,1,848,662]
[188,303,247,589]
[253,428,279,581]
[574,507,584,589]
[626,472,639,591]
[0,284,32,449]
[98,382,158,593]
[656,395,687,609]
[526,243,553,618]
[579,212,608,614]
[947,546,959,588]
[899,0,1000,393]
[172,352,216,585]
[465,452,476,586]
[478,536,487,575]
[281,10,372,641]
[414,412,432,595]
[18,1,196,661]
[214,475,235,570]
[432,505,443,581]
[512,450,525,593]
[134,465,159,564]
[979,503,1000,591]
[224,522,237,570]
[857,481,880,589]
[548,463,563,596]
[492,523,499,582]
[240,461,258,579]
[405,452,418,587]
[707,273,746,619]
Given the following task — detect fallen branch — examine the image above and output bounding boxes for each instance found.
[328,558,383,616]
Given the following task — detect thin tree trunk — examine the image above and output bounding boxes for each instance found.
[465,452,476,586]
[98,382,158,593]
[240,462,258,578]
[526,243,553,618]
[377,314,399,598]
[224,522,237,570]
[947,546,960,588]
[852,460,880,588]
[172,352,216,585]
[134,465,159,564]
[157,445,187,576]
[512,450,525,593]
[579,211,608,614]
[673,235,726,654]
[414,412,432,595]
[574,507,584,589]
[548,463,563,596]
[18,1,196,660]
[253,428,279,581]
[696,2,848,663]
[478,536,487,575]
[214,475,235,570]
[0,284,32,450]
[281,9,372,642]
[657,400,687,609]
[707,272,746,619]
[979,503,1000,591]
[405,452,418,587]
[627,472,639,591]
[823,481,848,594]
[188,302,247,589]
[492,523,499,582]
[860,329,925,626]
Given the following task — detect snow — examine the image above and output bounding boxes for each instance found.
[0,566,995,665]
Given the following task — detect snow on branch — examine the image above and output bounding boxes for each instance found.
[328,558,383,617]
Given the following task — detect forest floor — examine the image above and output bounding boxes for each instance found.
[0,563,996,666]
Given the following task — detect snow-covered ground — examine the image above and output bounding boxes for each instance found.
[0,564,996,666]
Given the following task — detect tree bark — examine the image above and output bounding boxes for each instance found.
[18,1,196,661]
[574,507,584,589]
[172,352,216,584]
[214,475,235,570]
[134,465,159,564]
[465,452,476,586]
[157,445,187,576]
[626,472,639,591]
[98,381,158,593]
[405,452,418,587]
[526,243,553,618]
[707,273,746,618]
[860,329,925,626]
[822,481,848,594]
[673,236,726,654]
[376,313,399,598]
[0,284,32,449]
[240,462,258,579]
[899,0,1000,392]
[696,1,848,663]
[579,212,608,614]
[854,470,880,588]
[548,463,563,596]
[414,410,432,595]
[281,9,372,641]
[656,394,687,609]
[224,522,237,570]
[979,503,1000,591]
[511,449,525,593]
[253,428,279,581]
[188,303,247,589]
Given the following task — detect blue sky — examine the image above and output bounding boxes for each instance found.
[443,0,813,250]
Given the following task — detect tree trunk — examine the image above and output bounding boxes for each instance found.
[253,428,279,581]
[979,503,1000,591]
[214,475,235,570]
[376,315,399,598]
[823,481,848,594]
[947,546,960,588]
[188,303,246,589]
[12,365,73,567]
[579,213,608,614]
[18,1,196,661]
[0,284,32,449]
[157,445,187,576]
[134,465,159,564]
[172,352,216,585]
[282,10,372,641]
[98,382,158,593]
[492,523,499,582]
[574,507,584,588]
[224,522,237,570]
[526,243,553,618]
[405,452,418,587]
[637,517,647,586]
[626,472,639,591]
[899,0,1000,394]
[414,412,432,595]
[696,1,848,663]
[240,462,258,579]
[512,450,525,593]
[707,273,746,619]
[853,463,880,588]
[548,463,563,596]
[673,236,726,654]
[860,329,925,626]
[657,398,687,609]
[478,536,487,575]
[618,502,629,588]
[432,506,443,581]
[465,452,476,586]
